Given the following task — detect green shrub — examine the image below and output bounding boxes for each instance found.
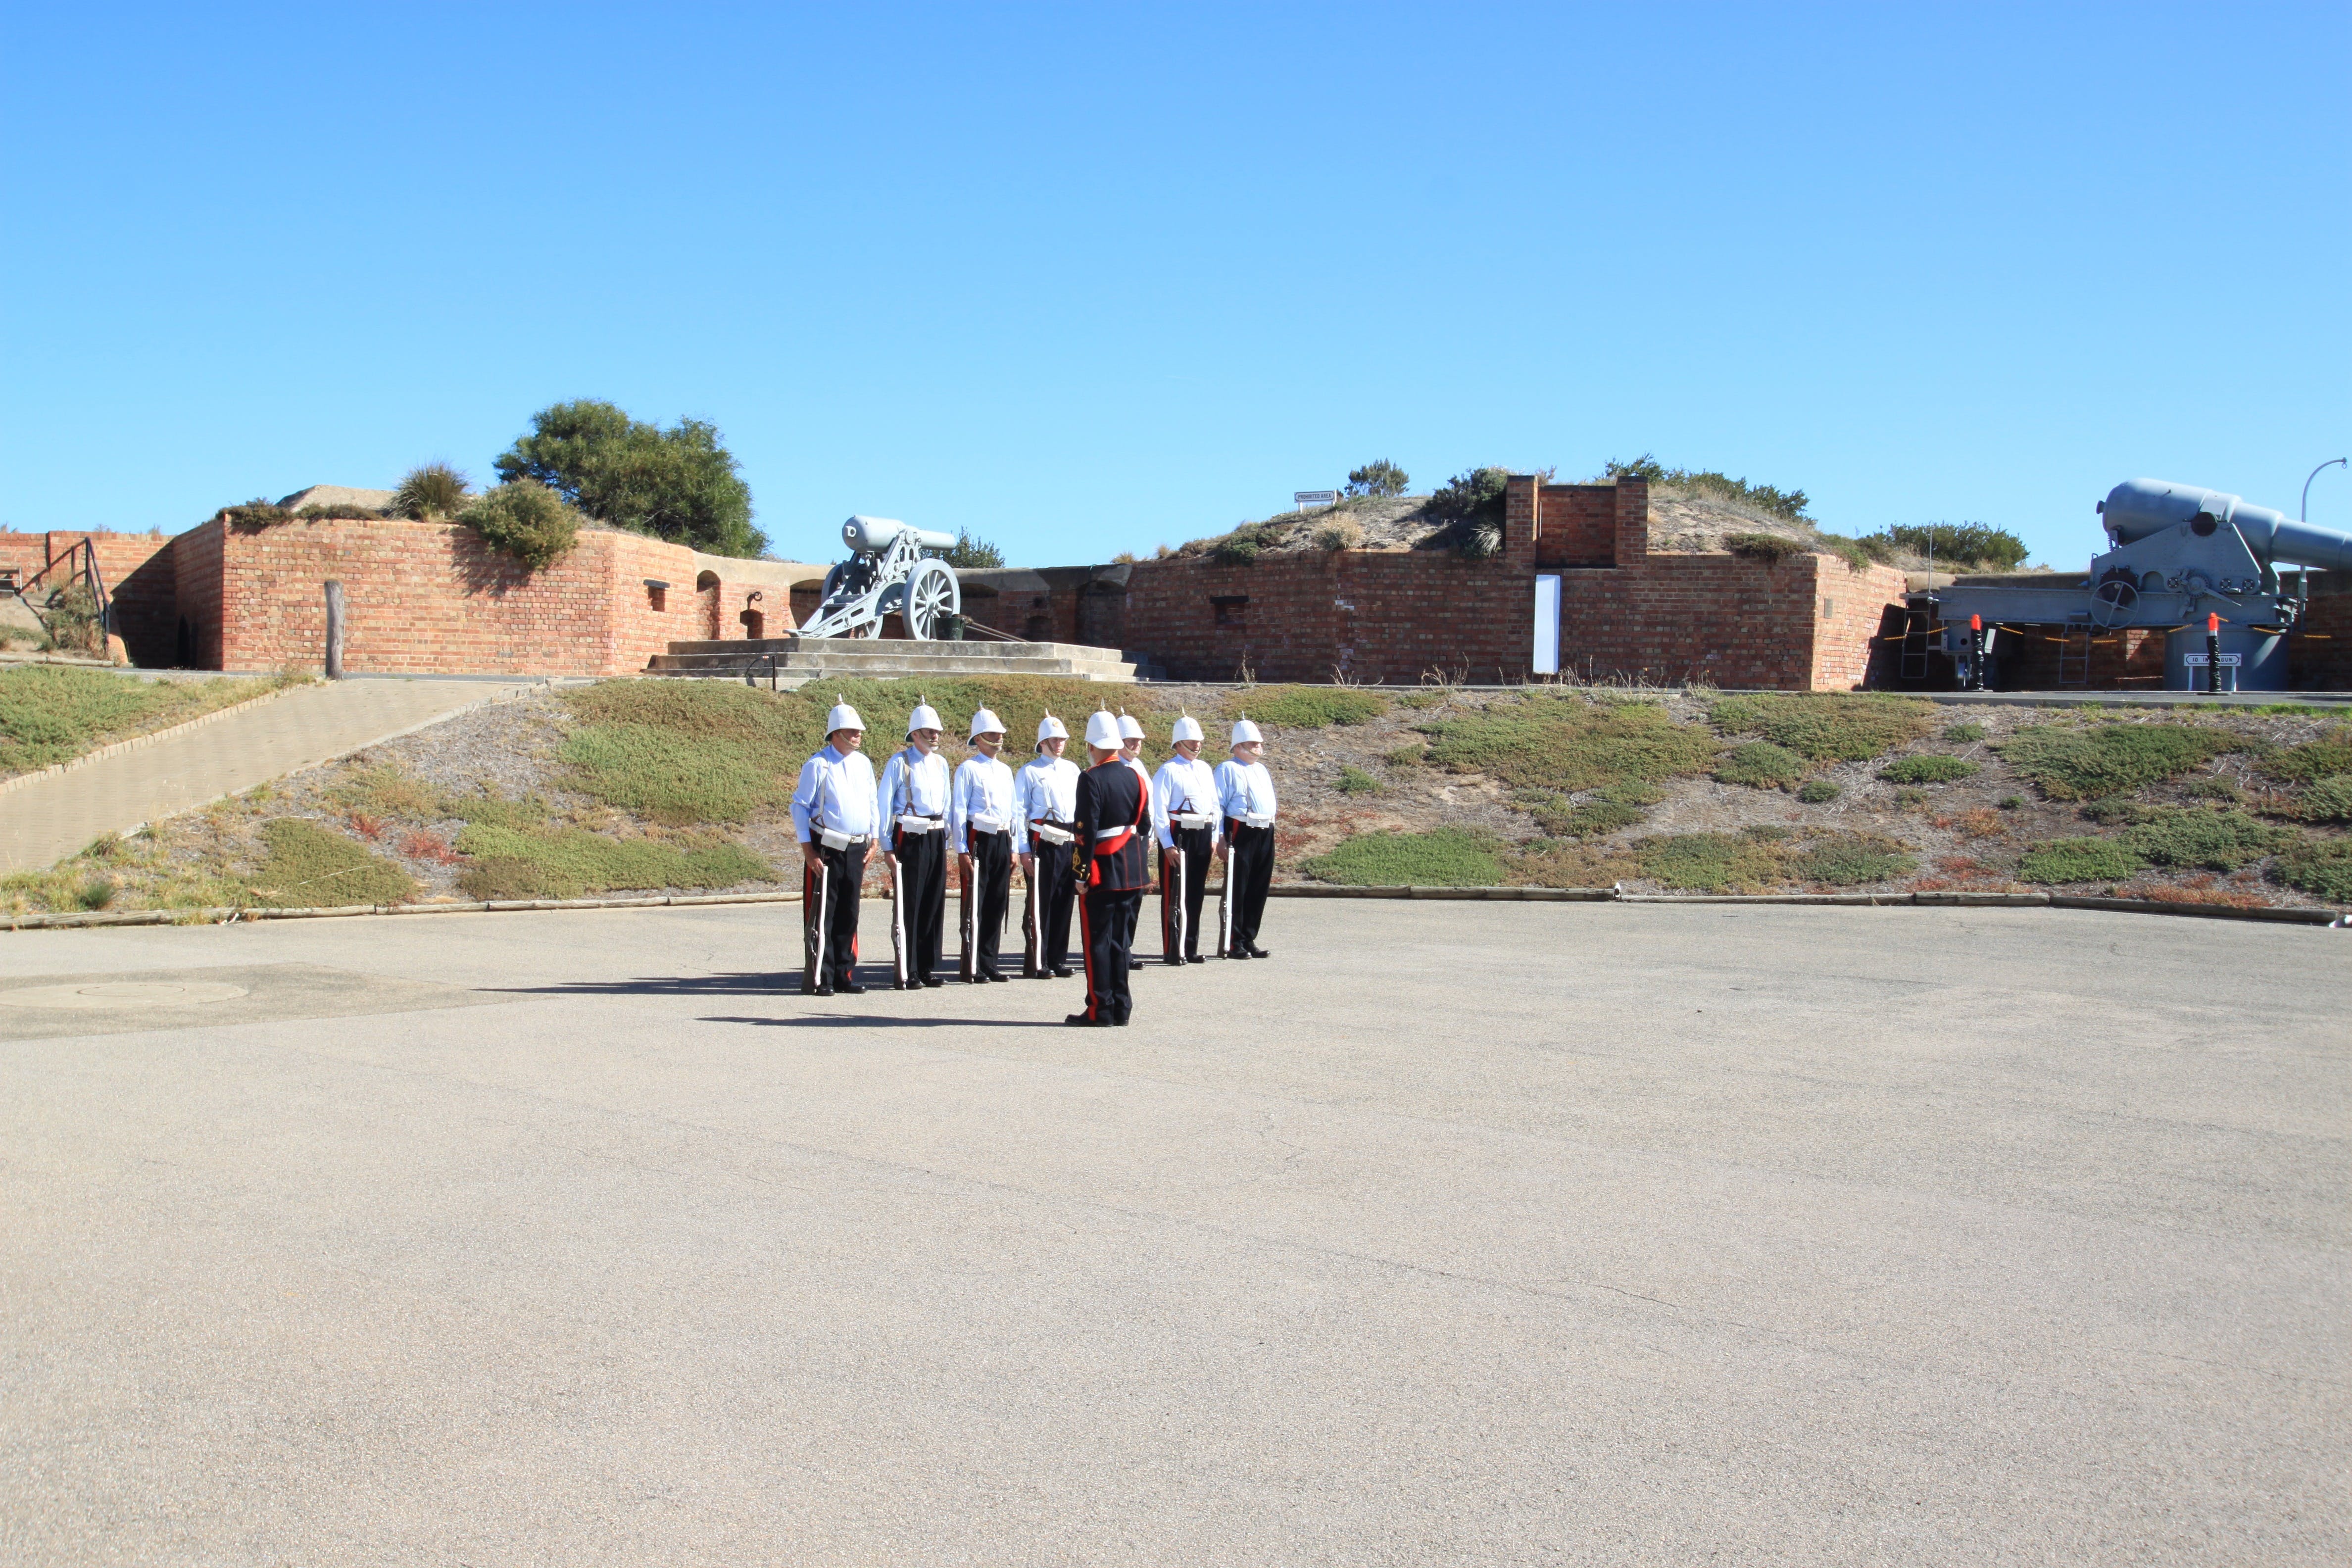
[1302,827,1504,886]
[495,398,763,558]
[1602,455,1809,522]
[1944,722,1987,742]
[445,790,553,831]
[1998,795,2025,810]
[1714,740,1808,788]
[560,724,783,825]
[2289,776,2352,823]
[2259,728,2352,783]
[1394,690,1449,710]
[462,481,582,570]
[1335,765,1381,796]
[1795,833,1916,886]
[1707,692,1934,761]
[1543,798,1648,838]
[453,823,772,898]
[1344,460,1409,498]
[1424,694,1719,791]
[1211,523,1277,566]
[392,462,471,520]
[1383,743,1428,767]
[1998,723,2241,800]
[1721,531,1807,562]
[251,819,416,906]
[1633,832,1784,892]
[2018,837,2147,883]
[1797,779,1841,804]
[2270,836,2352,903]
[331,764,444,820]
[2077,796,2158,825]
[2182,777,2243,801]
[1428,467,1509,558]
[1855,523,2029,570]
[2116,808,2289,871]
[1230,686,1389,728]
[215,498,293,531]
[945,532,1004,568]
[1879,755,1979,784]
[1893,787,1928,809]
[1742,824,1795,840]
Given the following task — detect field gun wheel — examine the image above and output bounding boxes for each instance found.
[904,558,960,640]
[2090,572,2138,629]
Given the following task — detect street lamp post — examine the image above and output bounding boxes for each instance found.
[2302,457,2348,522]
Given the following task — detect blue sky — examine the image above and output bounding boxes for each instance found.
[3,3,2345,568]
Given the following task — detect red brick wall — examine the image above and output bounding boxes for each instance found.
[173,522,225,668]
[1810,557,1913,689]
[0,529,180,663]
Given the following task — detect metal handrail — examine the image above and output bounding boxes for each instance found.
[16,538,113,649]
[739,652,783,692]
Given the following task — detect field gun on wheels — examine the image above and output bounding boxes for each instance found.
[798,515,964,640]
[1909,479,2352,691]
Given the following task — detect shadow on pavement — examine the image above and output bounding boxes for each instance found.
[699,1015,1073,1029]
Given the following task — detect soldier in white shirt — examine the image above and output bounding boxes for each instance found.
[790,700,879,995]
[1214,715,1278,960]
[1150,713,1221,965]
[878,701,952,989]
[1014,712,1081,979]
[950,708,1018,983]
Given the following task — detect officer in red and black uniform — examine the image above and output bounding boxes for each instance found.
[1068,710,1149,1027]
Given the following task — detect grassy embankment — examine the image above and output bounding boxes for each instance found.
[0,665,309,780]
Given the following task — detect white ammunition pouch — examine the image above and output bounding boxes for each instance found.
[1031,823,1075,846]
[1172,812,1216,830]
[969,815,1007,835]
[896,815,942,833]
[819,828,866,851]
[1237,813,1274,830]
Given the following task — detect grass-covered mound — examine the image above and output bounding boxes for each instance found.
[1630,828,1915,892]
[2019,837,2147,884]
[1228,686,1388,729]
[250,819,416,907]
[1706,692,1933,761]
[1714,741,1807,788]
[0,666,303,778]
[453,823,770,900]
[1996,722,2239,799]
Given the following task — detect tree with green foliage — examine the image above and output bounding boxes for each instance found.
[1604,453,1811,523]
[1427,466,1510,558]
[1344,460,1410,498]
[1858,523,2030,570]
[494,399,764,558]
[461,481,582,571]
[946,531,1005,568]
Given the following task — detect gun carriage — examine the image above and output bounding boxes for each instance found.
[798,515,963,640]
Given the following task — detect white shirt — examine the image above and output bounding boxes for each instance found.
[1013,752,1080,853]
[791,743,878,842]
[878,745,951,853]
[1151,756,1224,848]
[1213,756,1277,827]
[949,753,1017,853]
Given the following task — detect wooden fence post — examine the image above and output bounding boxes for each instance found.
[324,580,346,679]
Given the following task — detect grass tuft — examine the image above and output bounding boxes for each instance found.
[1302,827,1504,886]
[2018,837,2147,883]
[2286,776,2352,824]
[2115,808,2290,871]
[1794,833,1916,885]
[1713,740,1807,788]
[1226,686,1388,729]
[2270,836,2352,902]
[1943,722,1987,742]
[1879,755,1979,784]
[1334,765,1381,795]
[2257,727,2352,783]
[1797,779,1841,804]
[1423,694,1719,792]
[251,819,416,907]
[1997,723,2239,799]
[1706,692,1933,761]
[1632,833,1784,892]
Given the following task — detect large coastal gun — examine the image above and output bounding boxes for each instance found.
[1916,479,2352,689]
[798,515,963,640]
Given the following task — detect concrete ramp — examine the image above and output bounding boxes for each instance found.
[645,636,1136,686]
[0,677,540,873]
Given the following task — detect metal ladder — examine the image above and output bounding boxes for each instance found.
[2055,621,2092,687]
[1898,605,1934,683]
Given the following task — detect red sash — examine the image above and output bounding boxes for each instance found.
[1087,774,1149,885]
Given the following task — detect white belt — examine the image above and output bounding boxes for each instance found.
[818,828,869,850]
[1172,812,1216,829]
[1237,814,1274,830]
[1094,826,1132,839]
[896,814,941,833]
[1031,823,1074,846]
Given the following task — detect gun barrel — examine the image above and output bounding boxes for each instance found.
[2101,478,2352,571]
[840,515,960,556]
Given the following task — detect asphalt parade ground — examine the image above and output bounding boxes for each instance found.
[1,901,2344,1565]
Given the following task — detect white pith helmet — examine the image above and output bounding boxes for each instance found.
[1036,712,1068,746]
[1084,710,1123,749]
[1117,712,1146,741]
[906,700,942,735]
[1230,716,1263,746]
[1171,713,1204,744]
[968,707,1006,740]
[827,698,865,735]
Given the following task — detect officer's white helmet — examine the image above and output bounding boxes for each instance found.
[906,702,942,735]
[968,707,1006,740]
[1230,716,1263,746]
[1117,712,1146,740]
[1084,710,1123,749]
[1036,712,1068,745]
[1171,713,1204,744]
[827,701,865,735]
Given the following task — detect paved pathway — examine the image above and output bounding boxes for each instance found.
[0,901,2342,1563]
[0,677,539,873]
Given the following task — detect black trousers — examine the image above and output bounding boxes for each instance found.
[889,829,946,987]
[1078,885,1142,1023]
[1023,833,1077,976]
[1225,823,1275,952]
[959,830,1013,980]
[1159,826,1214,963]
[801,839,867,990]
